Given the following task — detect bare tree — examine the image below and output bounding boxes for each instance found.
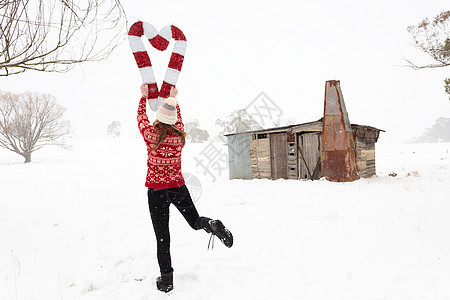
[185,119,209,143]
[406,10,450,100]
[406,10,450,69]
[0,0,127,76]
[106,120,121,137]
[0,91,71,162]
[216,109,262,135]
[272,117,297,128]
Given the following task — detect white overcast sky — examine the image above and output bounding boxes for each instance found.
[1,0,449,143]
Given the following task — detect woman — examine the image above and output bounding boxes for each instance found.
[137,83,233,293]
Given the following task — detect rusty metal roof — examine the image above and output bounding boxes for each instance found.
[224,119,325,136]
[224,120,383,136]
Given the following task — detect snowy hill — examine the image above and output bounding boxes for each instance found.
[1,139,450,299]
[409,117,450,143]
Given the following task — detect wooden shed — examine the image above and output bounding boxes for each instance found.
[352,124,382,178]
[225,120,383,180]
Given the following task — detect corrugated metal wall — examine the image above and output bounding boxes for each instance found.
[227,133,252,179]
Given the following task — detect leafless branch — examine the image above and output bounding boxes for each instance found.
[405,10,450,69]
[0,0,127,76]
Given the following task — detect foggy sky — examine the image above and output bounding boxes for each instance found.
[1,0,449,144]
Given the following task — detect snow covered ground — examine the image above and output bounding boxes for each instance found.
[1,139,450,299]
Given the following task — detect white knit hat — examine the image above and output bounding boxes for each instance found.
[156,97,177,125]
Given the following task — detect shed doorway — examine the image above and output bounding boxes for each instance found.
[297,132,322,180]
[270,132,288,179]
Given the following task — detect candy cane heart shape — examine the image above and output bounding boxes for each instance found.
[128,21,187,111]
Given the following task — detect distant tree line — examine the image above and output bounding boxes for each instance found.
[409,117,450,143]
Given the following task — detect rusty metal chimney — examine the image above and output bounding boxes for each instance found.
[321,80,359,182]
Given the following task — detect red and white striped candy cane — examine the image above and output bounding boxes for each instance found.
[128,21,187,111]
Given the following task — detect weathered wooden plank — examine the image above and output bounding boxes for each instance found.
[258,163,271,168]
[257,149,270,155]
[356,161,367,171]
[250,136,272,179]
[361,150,375,160]
[291,121,323,133]
[258,160,271,164]
[270,133,288,179]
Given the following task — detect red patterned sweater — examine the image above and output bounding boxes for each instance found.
[137,97,185,189]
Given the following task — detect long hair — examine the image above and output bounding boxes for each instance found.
[152,120,186,152]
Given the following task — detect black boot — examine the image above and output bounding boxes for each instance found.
[208,219,233,248]
[199,217,212,233]
[156,272,173,293]
[195,217,212,233]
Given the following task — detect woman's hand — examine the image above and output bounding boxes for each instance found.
[169,87,178,98]
[140,83,148,98]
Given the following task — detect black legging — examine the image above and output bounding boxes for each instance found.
[148,184,209,274]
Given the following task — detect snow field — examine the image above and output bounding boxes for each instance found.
[1,139,449,299]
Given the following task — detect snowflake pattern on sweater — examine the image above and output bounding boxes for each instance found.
[137,97,185,189]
